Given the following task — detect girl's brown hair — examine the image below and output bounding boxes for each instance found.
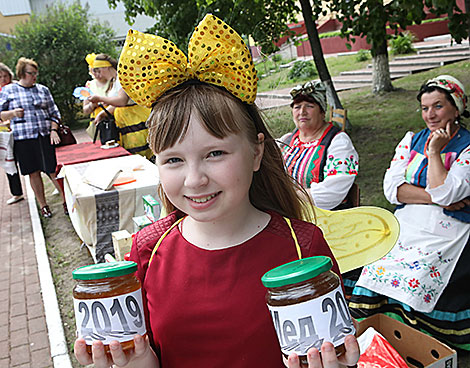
[148,81,310,220]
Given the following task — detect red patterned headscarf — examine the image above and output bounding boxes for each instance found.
[425,75,467,115]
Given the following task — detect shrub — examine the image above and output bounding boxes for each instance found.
[390,32,416,55]
[272,54,282,63]
[288,60,317,80]
[356,49,370,62]
[4,3,117,126]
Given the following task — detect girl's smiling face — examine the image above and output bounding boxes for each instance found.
[157,114,264,224]
[421,90,459,132]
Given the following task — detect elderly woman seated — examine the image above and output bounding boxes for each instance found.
[349,75,470,351]
[280,81,359,210]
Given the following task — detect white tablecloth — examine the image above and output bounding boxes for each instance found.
[62,155,159,262]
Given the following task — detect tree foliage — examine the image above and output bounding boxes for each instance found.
[1,2,117,125]
[329,0,469,92]
[107,0,299,54]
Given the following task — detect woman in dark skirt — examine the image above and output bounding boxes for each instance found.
[348,75,470,351]
[0,57,66,217]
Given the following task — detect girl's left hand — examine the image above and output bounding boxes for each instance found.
[51,129,60,145]
[428,122,452,155]
[284,334,360,368]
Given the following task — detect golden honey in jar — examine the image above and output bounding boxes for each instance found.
[72,261,146,353]
[261,256,355,366]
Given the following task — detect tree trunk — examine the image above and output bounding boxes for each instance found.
[298,0,345,116]
[372,38,393,93]
[465,0,470,49]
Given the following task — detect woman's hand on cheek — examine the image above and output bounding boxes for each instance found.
[284,335,360,368]
[428,121,452,154]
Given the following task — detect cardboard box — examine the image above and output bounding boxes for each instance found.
[133,215,153,232]
[111,230,133,261]
[142,195,160,222]
[357,314,457,368]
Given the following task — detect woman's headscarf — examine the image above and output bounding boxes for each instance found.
[424,75,467,115]
[289,80,327,112]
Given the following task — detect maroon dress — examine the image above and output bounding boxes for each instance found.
[131,211,341,367]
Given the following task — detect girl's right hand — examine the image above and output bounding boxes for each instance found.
[74,334,159,368]
[284,334,360,368]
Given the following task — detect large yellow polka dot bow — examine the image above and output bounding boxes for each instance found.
[118,14,258,108]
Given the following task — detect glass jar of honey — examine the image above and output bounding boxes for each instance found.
[72,261,146,353]
[261,256,355,366]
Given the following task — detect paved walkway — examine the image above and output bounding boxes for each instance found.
[1,169,72,366]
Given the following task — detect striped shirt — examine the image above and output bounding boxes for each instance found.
[0,83,60,140]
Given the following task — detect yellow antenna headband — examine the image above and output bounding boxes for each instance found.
[85,53,112,69]
[118,14,258,108]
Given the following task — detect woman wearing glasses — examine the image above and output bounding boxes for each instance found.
[280,81,359,210]
[0,57,66,218]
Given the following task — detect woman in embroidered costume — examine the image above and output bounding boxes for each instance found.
[74,14,360,368]
[84,53,153,159]
[349,75,470,351]
[280,81,359,210]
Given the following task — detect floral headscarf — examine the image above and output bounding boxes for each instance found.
[425,75,467,115]
[290,80,327,112]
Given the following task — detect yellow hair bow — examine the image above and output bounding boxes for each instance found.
[118,14,258,108]
[85,53,96,67]
[85,53,112,69]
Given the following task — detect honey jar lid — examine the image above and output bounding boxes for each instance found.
[72,261,137,280]
[261,256,332,288]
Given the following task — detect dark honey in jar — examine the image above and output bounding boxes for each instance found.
[261,256,355,366]
[72,261,146,353]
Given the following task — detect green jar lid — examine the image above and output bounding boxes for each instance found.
[72,261,137,280]
[261,256,332,288]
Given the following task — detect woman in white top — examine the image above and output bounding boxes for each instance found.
[87,54,153,159]
[349,75,470,351]
[280,81,359,210]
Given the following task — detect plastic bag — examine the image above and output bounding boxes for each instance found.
[357,327,408,368]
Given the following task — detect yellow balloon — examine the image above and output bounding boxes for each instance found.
[305,206,400,274]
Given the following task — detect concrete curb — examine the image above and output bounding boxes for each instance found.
[25,176,73,368]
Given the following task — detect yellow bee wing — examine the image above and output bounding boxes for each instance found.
[305,206,400,274]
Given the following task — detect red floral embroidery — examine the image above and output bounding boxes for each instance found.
[409,278,420,288]
[429,266,440,278]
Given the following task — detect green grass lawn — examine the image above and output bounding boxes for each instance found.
[256,53,371,92]
[263,59,470,209]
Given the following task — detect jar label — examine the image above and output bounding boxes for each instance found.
[266,284,355,355]
[73,288,146,345]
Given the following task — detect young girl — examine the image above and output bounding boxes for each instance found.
[74,15,359,368]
